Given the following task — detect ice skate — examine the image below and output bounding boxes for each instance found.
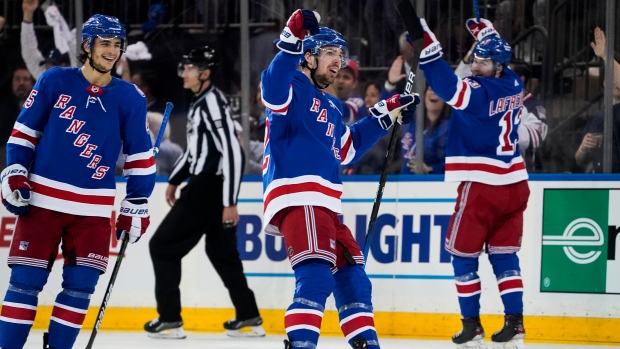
[452,316,487,349]
[223,316,266,337]
[491,314,525,349]
[144,318,187,339]
[352,338,368,348]
[283,339,292,348]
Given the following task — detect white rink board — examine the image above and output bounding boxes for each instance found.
[1,175,619,319]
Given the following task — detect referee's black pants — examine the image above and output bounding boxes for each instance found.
[149,173,260,323]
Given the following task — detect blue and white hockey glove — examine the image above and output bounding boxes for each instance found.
[116,198,150,244]
[276,9,320,54]
[1,164,31,216]
[419,18,443,64]
[466,18,499,41]
[369,93,420,130]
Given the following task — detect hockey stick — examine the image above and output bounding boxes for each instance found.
[83,103,174,349]
[473,0,480,21]
[362,0,424,264]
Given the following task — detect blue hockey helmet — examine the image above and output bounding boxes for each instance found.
[472,36,512,66]
[81,14,127,52]
[302,26,349,68]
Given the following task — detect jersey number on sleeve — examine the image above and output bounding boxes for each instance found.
[496,108,522,156]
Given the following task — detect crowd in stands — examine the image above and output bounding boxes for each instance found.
[1,0,619,176]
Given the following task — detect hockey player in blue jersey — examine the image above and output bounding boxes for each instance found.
[0,14,155,349]
[261,9,419,349]
[417,17,529,349]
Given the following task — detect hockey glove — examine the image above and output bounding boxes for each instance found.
[398,95,421,125]
[116,198,150,244]
[1,164,31,216]
[276,9,320,54]
[369,93,419,130]
[466,18,499,41]
[419,18,443,65]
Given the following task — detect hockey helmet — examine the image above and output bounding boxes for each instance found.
[302,27,349,68]
[82,14,127,52]
[472,36,512,66]
[180,45,218,75]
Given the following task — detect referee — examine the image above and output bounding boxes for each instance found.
[144,45,264,339]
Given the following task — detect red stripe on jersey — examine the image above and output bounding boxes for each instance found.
[124,157,155,170]
[51,305,86,326]
[340,314,375,337]
[11,129,39,146]
[498,278,523,293]
[268,104,289,114]
[456,280,481,295]
[31,182,115,205]
[340,134,353,163]
[1,304,36,321]
[264,182,342,211]
[284,312,323,329]
[446,161,525,174]
[452,81,468,109]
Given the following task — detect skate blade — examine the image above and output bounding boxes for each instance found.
[492,338,524,349]
[146,328,187,339]
[225,325,267,337]
[457,339,488,349]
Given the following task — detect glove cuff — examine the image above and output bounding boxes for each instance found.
[120,198,149,218]
[277,27,303,54]
[1,164,29,182]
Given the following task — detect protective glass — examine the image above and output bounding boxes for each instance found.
[318,47,349,68]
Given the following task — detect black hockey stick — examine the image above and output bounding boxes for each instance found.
[363,0,424,263]
[83,103,174,349]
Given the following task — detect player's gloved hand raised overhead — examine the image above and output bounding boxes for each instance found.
[276,9,320,54]
[419,18,443,64]
[466,18,499,41]
[116,198,150,243]
[1,164,31,216]
[369,93,420,130]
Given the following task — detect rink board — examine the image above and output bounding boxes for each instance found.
[0,174,619,344]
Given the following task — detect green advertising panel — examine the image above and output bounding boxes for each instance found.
[541,189,608,293]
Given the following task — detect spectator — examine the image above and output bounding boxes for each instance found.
[382,32,415,98]
[0,65,34,166]
[245,83,267,175]
[131,69,167,114]
[21,0,74,80]
[341,79,403,175]
[333,60,366,124]
[575,28,620,173]
[510,62,548,172]
[400,86,451,174]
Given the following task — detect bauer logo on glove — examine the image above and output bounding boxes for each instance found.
[370,93,420,130]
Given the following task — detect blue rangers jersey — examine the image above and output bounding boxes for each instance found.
[420,59,528,185]
[7,67,156,217]
[261,52,387,235]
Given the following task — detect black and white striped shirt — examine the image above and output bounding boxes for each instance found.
[168,84,244,206]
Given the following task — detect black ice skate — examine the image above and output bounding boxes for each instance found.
[452,316,487,348]
[144,318,187,339]
[491,314,525,349]
[352,338,368,348]
[283,339,292,349]
[223,316,266,337]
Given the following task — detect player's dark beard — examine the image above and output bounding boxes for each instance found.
[88,49,119,74]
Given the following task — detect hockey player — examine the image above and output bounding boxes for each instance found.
[144,45,264,339]
[261,9,419,349]
[0,14,155,349]
[417,17,528,349]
